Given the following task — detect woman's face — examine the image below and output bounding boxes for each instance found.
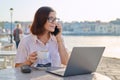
[44,11,57,33]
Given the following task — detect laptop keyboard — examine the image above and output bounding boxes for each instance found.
[52,68,65,72]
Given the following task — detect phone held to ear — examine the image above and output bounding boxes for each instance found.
[51,26,59,36]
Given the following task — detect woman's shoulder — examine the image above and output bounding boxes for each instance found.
[21,34,34,43]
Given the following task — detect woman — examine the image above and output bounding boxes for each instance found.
[15,6,69,67]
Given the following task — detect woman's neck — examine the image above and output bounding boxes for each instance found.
[37,33,50,45]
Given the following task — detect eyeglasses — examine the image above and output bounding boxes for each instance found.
[36,63,51,67]
[47,17,60,23]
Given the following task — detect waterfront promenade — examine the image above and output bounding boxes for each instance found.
[96,57,120,80]
[0,43,120,80]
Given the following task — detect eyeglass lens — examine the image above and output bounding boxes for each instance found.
[48,17,60,23]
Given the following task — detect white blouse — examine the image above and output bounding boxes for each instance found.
[15,34,61,67]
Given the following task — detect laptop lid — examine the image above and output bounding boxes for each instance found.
[47,47,105,77]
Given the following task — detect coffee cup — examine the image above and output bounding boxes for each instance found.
[37,50,49,60]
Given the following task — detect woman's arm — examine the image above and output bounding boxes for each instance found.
[15,60,32,67]
[15,52,37,67]
[15,38,37,67]
[55,22,69,65]
[57,37,69,65]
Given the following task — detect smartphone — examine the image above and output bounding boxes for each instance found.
[51,26,59,36]
[21,65,31,73]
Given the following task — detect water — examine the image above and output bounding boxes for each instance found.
[63,36,120,58]
[1,35,120,58]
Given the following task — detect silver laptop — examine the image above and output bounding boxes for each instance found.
[46,47,105,77]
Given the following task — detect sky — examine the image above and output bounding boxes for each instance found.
[0,0,120,22]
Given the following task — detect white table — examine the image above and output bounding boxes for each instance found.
[0,67,111,80]
[0,51,16,68]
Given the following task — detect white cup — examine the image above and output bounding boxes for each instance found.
[37,50,49,60]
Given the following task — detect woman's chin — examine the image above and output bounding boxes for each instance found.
[50,29,55,32]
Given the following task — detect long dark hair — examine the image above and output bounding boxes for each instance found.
[30,6,55,35]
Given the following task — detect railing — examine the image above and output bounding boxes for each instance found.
[0,33,16,69]
[0,51,16,69]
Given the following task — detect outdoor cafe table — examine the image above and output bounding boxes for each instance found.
[0,67,111,80]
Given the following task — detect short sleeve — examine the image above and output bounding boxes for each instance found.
[15,38,28,63]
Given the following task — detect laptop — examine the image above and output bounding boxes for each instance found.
[46,47,105,77]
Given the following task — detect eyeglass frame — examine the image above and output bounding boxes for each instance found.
[47,17,60,23]
[36,63,51,67]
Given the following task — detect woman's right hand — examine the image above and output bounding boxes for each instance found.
[27,52,37,64]
[15,52,37,67]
